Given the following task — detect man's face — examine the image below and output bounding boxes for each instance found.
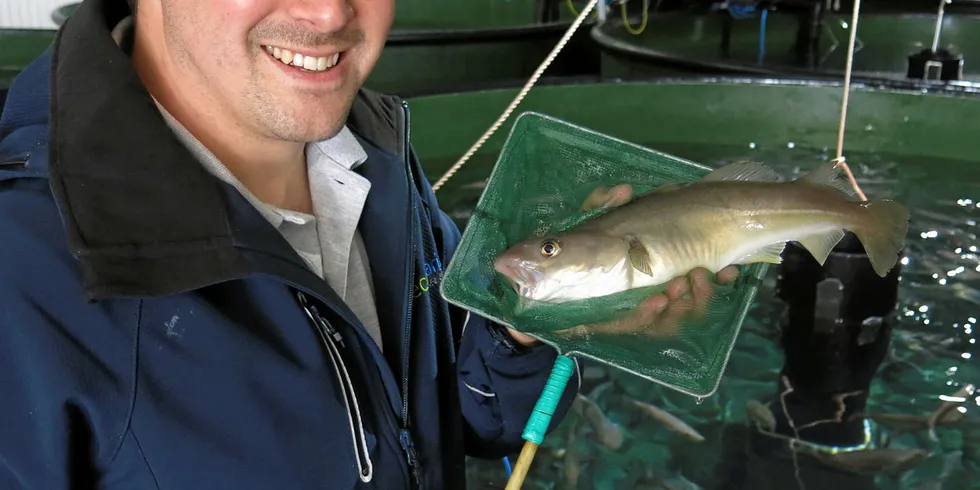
[142,0,393,142]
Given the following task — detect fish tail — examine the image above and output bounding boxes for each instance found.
[852,200,911,277]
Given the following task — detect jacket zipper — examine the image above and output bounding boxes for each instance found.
[297,291,374,483]
[398,100,422,489]
[288,101,422,489]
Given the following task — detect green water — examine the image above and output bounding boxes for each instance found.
[425,143,980,489]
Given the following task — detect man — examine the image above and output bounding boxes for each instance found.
[0,0,732,488]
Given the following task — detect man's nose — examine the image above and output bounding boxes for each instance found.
[287,0,354,34]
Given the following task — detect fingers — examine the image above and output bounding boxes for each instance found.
[580,184,633,211]
[555,293,678,339]
[687,268,717,316]
[554,294,665,339]
[503,327,540,347]
[552,266,739,340]
[604,184,633,208]
[665,275,690,301]
[717,265,739,285]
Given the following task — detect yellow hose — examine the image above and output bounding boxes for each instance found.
[621,0,649,35]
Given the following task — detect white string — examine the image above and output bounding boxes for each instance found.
[431,0,600,192]
[832,0,868,201]
[433,0,868,201]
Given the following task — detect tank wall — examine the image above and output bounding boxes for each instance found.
[406,81,980,166]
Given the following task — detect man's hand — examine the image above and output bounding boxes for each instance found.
[502,183,738,346]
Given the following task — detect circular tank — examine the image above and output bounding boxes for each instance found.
[590,2,980,84]
[405,78,980,489]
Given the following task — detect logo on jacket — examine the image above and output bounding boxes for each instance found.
[414,256,444,298]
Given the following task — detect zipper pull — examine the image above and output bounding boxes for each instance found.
[296,291,345,349]
[320,316,346,349]
[399,429,422,488]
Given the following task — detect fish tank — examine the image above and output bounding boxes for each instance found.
[406,76,980,489]
[591,0,980,83]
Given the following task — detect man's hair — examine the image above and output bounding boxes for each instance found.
[127,0,137,13]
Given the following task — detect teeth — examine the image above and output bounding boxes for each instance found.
[264,45,340,73]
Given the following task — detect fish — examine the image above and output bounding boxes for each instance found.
[799,447,929,476]
[745,399,777,433]
[573,394,625,450]
[631,399,705,443]
[493,160,910,304]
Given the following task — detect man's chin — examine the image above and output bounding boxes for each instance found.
[271,113,350,143]
[294,100,358,142]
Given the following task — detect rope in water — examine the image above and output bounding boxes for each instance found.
[430,0,600,192]
[832,0,868,201]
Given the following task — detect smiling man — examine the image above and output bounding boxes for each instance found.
[0,0,581,488]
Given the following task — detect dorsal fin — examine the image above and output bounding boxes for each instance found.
[699,161,781,183]
[796,161,858,199]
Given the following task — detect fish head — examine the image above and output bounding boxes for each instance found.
[493,232,632,303]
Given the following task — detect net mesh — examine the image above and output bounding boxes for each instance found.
[440,112,770,397]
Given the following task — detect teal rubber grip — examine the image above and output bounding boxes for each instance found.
[521,355,576,444]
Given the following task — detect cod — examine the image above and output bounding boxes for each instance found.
[493,160,910,303]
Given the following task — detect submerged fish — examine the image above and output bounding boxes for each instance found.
[493,161,910,303]
[801,447,929,476]
[631,399,705,443]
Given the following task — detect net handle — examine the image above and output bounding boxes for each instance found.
[504,355,576,489]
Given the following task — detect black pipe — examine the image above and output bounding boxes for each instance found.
[535,0,563,24]
[792,0,825,70]
[772,231,902,447]
[720,13,734,58]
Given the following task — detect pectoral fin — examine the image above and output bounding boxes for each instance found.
[628,237,654,276]
[735,242,787,265]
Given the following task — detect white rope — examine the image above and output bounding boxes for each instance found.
[433,0,867,201]
[932,0,950,53]
[431,0,600,192]
[832,0,868,201]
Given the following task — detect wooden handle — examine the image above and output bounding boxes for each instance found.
[504,441,540,490]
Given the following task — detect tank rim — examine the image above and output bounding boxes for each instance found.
[399,69,980,99]
[588,17,980,90]
[387,20,595,46]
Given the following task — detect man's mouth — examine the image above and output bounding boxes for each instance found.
[262,45,342,73]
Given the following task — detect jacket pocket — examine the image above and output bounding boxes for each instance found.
[298,291,376,484]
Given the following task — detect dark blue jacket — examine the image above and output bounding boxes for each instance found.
[0,0,578,488]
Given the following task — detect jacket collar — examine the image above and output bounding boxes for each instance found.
[39,0,408,301]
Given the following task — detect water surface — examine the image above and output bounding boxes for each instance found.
[426,142,980,489]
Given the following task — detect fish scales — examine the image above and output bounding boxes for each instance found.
[494,161,910,304]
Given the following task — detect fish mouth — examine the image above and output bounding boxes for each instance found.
[493,255,539,295]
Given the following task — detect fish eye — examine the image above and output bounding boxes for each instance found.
[540,238,561,257]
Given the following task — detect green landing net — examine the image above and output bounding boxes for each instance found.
[440,112,770,398]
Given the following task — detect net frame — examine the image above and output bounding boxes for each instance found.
[440,112,770,398]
